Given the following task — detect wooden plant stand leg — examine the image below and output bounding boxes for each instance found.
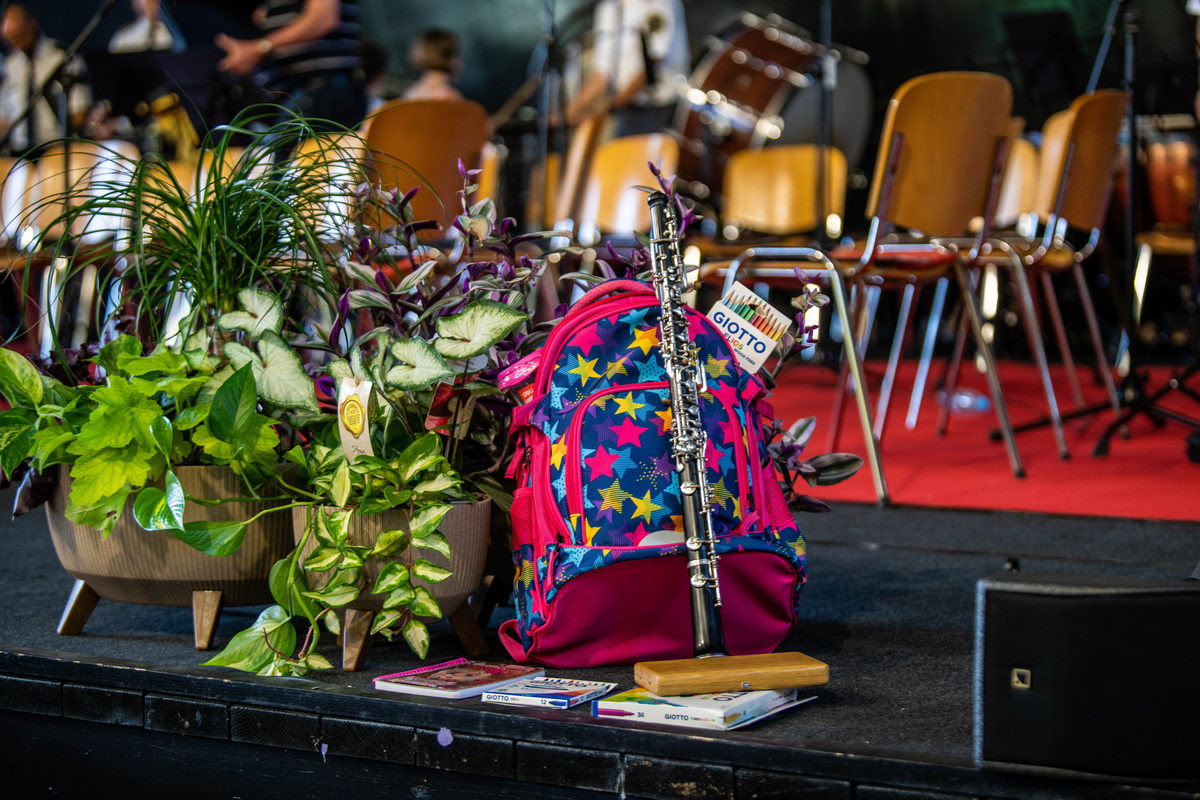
[192,590,224,651]
[449,603,489,658]
[57,579,100,635]
[342,608,375,672]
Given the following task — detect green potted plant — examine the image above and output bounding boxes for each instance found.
[0,108,368,647]
[203,166,542,675]
[0,334,300,649]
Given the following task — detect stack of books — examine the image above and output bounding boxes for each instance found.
[371,658,818,731]
[591,686,814,731]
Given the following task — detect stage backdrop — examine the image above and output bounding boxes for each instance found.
[48,0,1200,133]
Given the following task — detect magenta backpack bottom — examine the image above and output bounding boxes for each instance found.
[499,531,805,668]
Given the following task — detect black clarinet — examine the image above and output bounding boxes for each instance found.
[646,190,727,658]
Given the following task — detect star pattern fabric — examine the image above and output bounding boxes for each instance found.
[538,302,762,548]
[506,288,809,657]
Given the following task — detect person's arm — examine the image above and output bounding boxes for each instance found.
[215,0,341,76]
[1194,13,1200,121]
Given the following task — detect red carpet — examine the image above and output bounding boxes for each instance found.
[768,358,1200,522]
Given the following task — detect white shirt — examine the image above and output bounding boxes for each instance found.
[1189,0,1200,14]
[590,0,689,108]
[108,17,176,53]
[1,38,92,152]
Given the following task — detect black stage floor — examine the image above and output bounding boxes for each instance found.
[2,492,1198,799]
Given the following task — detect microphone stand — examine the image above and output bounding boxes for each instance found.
[1089,1,1200,454]
[994,1,1200,452]
[815,0,832,250]
[0,0,118,154]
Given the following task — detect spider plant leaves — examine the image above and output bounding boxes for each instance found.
[218,288,284,339]
[384,338,453,391]
[223,331,319,412]
[0,347,42,407]
[433,299,528,360]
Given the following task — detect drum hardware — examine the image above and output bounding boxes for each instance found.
[741,12,818,56]
[676,79,795,143]
[672,12,870,204]
[700,36,815,89]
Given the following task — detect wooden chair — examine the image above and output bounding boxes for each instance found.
[360,98,491,237]
[690,143,848,276]
[289,132,367,247]
[721,144,847,241]
[572,131,678,243]
[11,143,113,353]
[476,140,501,214]
[953,90,1129,456]
[713,71,1020,494]
[1129,138,1197,356]
[537,130,678,317]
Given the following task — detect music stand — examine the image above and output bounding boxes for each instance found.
[1002,10,1088,128]
[84,50,168,120]
[1086,1,1200,454]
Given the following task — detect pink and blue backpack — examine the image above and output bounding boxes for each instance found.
[498,280,806,667]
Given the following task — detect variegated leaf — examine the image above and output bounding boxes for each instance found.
[433,299,528,360]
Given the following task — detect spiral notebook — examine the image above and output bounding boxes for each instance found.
[373,658,544,699]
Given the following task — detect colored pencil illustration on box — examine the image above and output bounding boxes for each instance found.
[482,676,617,708]
[707,282,793,372]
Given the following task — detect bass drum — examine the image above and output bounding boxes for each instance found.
[672,14,821,201]
[771,59,873,172]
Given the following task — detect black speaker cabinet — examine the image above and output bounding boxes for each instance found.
[975,571,1200,780]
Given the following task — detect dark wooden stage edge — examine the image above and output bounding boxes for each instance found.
[0,647,1195,800]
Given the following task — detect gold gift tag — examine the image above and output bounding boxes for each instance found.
[337,377,374,463]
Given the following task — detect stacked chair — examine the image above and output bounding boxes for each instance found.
[360,98,492,239]
[944,90,1129,458]
[696,71,1020,500]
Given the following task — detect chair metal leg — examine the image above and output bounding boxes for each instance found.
[1008,257,1069,460]
[1072,262,1124,426]
[906,276,949,429]
[37,257,69,359]
[827,269,889,504]
[1039,270,1085,410]
[875,282,915,440]
[716,245,888,504]
[937,291,972,436]
[953,262,1025,478]
[827,287,871,452]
